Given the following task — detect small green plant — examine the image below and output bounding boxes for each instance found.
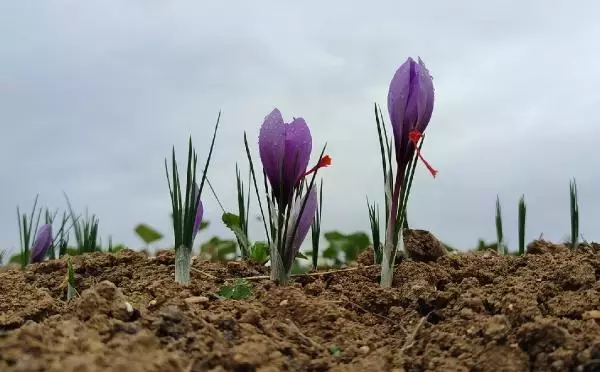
[166,113,220,284]
[199,236,237,260]
[367,198,382,264]
[569,178,579,250]
[328,344,342,357]
[321,231,371,267]
[105,236,126,253]
[222,213,250,257]
[518,195,527,255]
[134,223,163,248]
[495,195,505,254]
[17,195,43,268]
[235,164,251,258]
[218,278,252,300]
[65,194,100,254]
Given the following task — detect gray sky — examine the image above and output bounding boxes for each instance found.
[1,0,599,255]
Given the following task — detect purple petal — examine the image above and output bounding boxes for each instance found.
[259,108,286,192]
[258,109,312,204]
[285,186,317,258]
[192,199,203,243]
[30,223,53,263]
[415,57,435,133]
[282,117,312,196]
[387,57,414,147]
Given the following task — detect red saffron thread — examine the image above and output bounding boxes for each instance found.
[301,155,332,178]
[408,130,438,177]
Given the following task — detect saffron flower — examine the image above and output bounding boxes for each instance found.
[378,56,437,288]
[30,223,53,263]
[256,108,330,284]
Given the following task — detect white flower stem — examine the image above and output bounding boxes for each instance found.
[175,246,191,284]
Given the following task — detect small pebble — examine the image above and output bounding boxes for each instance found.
[279,299,289,306]
[184,296,209,304]
[125,301,134,313]
[359,346,370,354]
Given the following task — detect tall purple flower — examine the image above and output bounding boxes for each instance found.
[284,186,318,268]
[387,57,435,171]
[259,108,312,205]
[30,223,52,263]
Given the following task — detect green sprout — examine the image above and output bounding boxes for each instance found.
[569,178,579,251]
[165,112,220,284]
[64,193,100,254]
[518,195,526,255]
[218,278,252,300]
[495,195,504,254]
[367,198,382,264]
[223,164,251,258]
[17,195,43,268]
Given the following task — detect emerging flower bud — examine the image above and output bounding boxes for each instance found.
[30,223,53,263]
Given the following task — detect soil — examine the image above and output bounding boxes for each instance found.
[2,239,600,372]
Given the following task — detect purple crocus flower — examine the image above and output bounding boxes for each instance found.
[191,182,204,243]
[30,223,52,263]
[284,186,318,265]
[259,108,312,205]
[387,57,436,172]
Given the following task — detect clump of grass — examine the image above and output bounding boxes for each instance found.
[16,195,43,268]
[65,194,100,255]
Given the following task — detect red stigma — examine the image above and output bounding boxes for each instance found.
[408,130,438,178]
[302,155,332,179]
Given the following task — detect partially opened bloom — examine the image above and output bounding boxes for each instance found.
[388,57,436,175]
[259,108,312,205]
[30,223,52,263]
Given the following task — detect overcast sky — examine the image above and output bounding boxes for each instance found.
[1,0,599,256]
